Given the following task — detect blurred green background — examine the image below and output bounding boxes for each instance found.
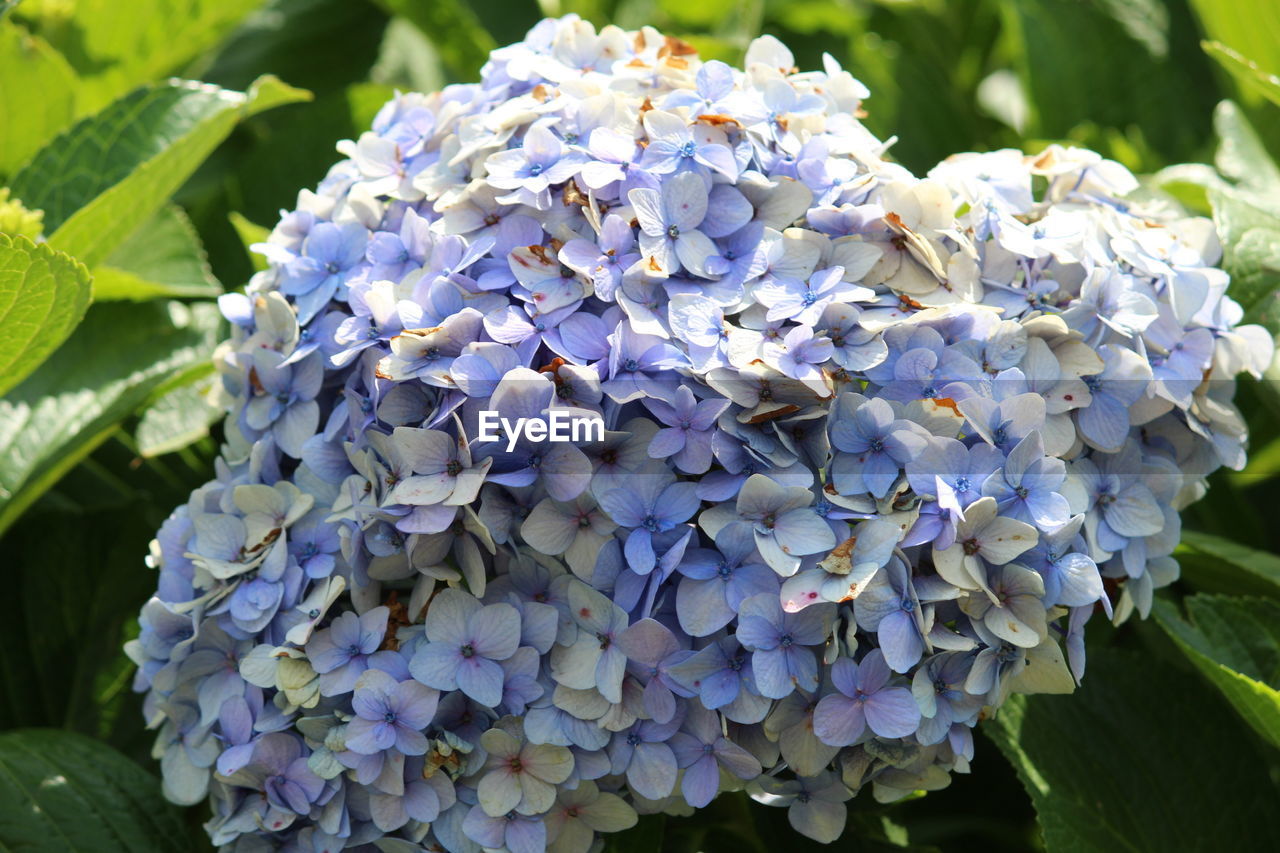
[1,0,1279,851]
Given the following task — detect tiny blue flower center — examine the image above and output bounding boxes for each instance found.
[528,163,544,176]
[667,224,680,239]
[460,644,475,658]
[325,261,341,274]
[679,141,697,158]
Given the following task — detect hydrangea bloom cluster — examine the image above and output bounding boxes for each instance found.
[127,15,1273,851]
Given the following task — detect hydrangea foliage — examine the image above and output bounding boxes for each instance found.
[126,15,1273,852]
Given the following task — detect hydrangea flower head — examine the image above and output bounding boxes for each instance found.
[127,15,1273,851]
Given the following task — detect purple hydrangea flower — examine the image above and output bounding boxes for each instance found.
[306,607,389,696]
[812,649,921,745]
[345,669,439,755]
[735,592,833,699]
[409,589,521,707]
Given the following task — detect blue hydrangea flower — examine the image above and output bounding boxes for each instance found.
[409,589,521,707]
[345,669,439,755]
[128,17,1271,852]
[812,650,921,744]
[735,592,833,699]
[306,606,388,696]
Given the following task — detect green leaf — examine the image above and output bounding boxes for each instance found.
[0,232,92,398]
[201,0,390,97]
[377,0,496,81]
[985,646,1280,852]
[0,300,220,536]
[9,75,310,269]
[1154,595,1280,749]
[1189,0,1280,106]
[1213,100,1280,194]
[228,210,271,273]
[0,729,188,852]
[17,0,268,116]
[1001,0,1219,170]
[93,206,221,301]
[370,16,445,94]
[1177,529,1280,597]
[136,378,221,457]
[0,20,77,178]
[1204,41,1280,108]
[1200,102,1280,329]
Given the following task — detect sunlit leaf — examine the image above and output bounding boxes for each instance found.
[9,75,310,268]
[17,0,268,116]
[1155,595,1280,749]
[93,206,222,301]
[0,233,92,398]
[0,19,77,177]
[0,300,221,535]
[136,378,221,457]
